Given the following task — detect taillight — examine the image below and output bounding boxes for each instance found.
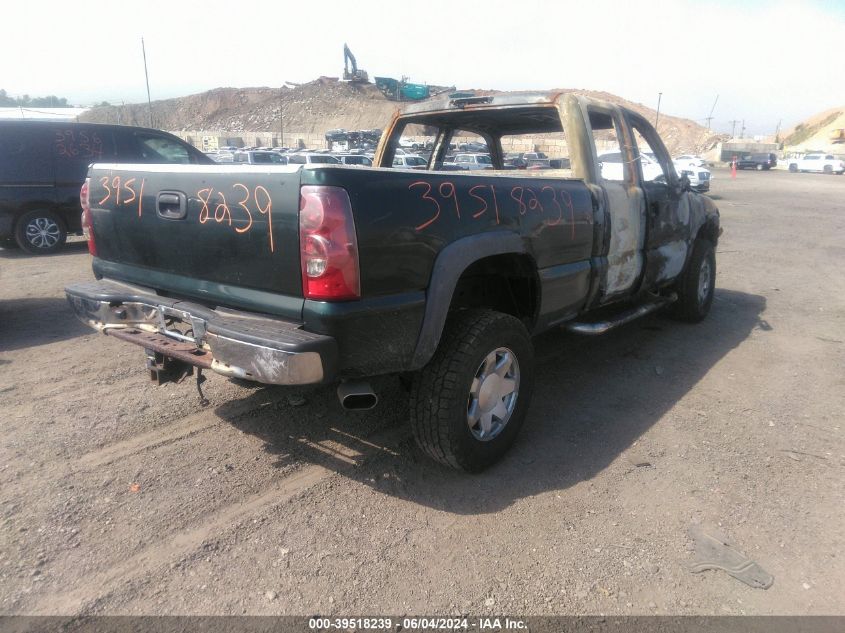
[299,186,360,300]
[80,178,97,256]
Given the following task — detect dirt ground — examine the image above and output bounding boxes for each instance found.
[0,168,843,616]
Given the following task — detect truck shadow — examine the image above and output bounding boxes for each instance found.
[218,288,766,514]
[0,297,92,352]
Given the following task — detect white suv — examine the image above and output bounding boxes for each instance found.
[787,154,845,175]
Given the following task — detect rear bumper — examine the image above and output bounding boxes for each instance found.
[65,279,337,385]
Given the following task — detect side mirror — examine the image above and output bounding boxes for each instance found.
[678,173,692,192]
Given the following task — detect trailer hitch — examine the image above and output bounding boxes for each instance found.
[145,348,194,385]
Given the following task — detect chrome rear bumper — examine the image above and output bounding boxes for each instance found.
[65,279,336,385]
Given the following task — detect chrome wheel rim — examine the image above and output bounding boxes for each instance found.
[467,347,520,442]
[25,217,61,249]
[698,257,712,305]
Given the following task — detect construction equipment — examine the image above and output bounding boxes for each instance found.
[374,76,430,101]
[343,44,369,83]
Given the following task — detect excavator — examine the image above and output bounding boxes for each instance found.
[343,44,369,83]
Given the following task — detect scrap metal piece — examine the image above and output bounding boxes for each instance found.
[688,524,774,589]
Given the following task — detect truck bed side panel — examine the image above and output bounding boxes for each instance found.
[302,167,594,301]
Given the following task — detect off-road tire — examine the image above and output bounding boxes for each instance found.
[410,309,534,472]
[670,239,716,323]
[14,210,67,255]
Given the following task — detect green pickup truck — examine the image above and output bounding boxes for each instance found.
[66,92,720,471]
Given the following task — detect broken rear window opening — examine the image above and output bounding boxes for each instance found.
[381,105,572,173]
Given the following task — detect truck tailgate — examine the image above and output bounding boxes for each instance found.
[88,164,303,302]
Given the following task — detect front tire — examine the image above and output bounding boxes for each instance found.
[789,163,798,173]
[756,164,764,171]
[410,309,534,472]
[670,239,715,323]
[15,210,67,255]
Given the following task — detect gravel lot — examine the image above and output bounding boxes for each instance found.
[1,168,843,616]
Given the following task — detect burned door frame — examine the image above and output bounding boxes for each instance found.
[576,100,647,304]
[624,112,691,290]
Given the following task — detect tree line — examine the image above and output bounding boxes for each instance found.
[0,89,75,108]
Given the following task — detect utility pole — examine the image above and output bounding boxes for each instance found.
[740,119,746,139]
[279,88,284,147]
[774,119,782,143]
[141,37,153,127]
[655,92,663,127]
[705,94,719,130]
[729,119,740,139]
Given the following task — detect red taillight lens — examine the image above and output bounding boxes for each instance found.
[80,178,97,256]
[299,186,360,300]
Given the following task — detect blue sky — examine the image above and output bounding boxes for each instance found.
[4,0,844,135]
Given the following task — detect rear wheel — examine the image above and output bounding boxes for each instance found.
[788,163,798,173]
[410,309,534,472]
[15,210,67,255]
[756,164,764,171]
[823,165,833,175]
[670,239,715,323]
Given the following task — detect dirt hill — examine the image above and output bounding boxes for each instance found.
[782,106,845,152]
[80,77,723,154]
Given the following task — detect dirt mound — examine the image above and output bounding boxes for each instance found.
[782,106,845,151]
[81,78,722,154]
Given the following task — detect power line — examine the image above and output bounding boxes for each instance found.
[141,37,153,127]
[704,94,719,130]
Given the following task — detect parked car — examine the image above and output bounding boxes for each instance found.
[445,153,494,170]
[674,162,712,192]
[735,153,777,170]
[457,141,489,153]
[598,150,663,181]
[208,151,235,163]
[335,154,373,166]
[674,155,707,168]
[66,92,719,472]
[787,154,845,174]
[392,155,428,169]
[0,120,212,254]
[286,153,342,165]
[233,150,288,165]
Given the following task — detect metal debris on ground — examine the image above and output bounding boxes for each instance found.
[688,524,774,589]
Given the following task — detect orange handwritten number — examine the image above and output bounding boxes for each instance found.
[254,186,274,253]
[469,185,488,219]
[541,186,562,226]
[197,188,213,224]
[410,181,440,231]
[510,186,527,215]
[123,178,137,205]
[526,187,542,213]
[112,176,122,205]
[439,182,460,219]
[232,183,254,234]
[98,176,111,205]
[490,186,501,225]
[214,191,232,225]
[137,178,145,217]
[559,189,576,239]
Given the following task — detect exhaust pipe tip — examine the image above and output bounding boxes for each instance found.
[337,381,378,410]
